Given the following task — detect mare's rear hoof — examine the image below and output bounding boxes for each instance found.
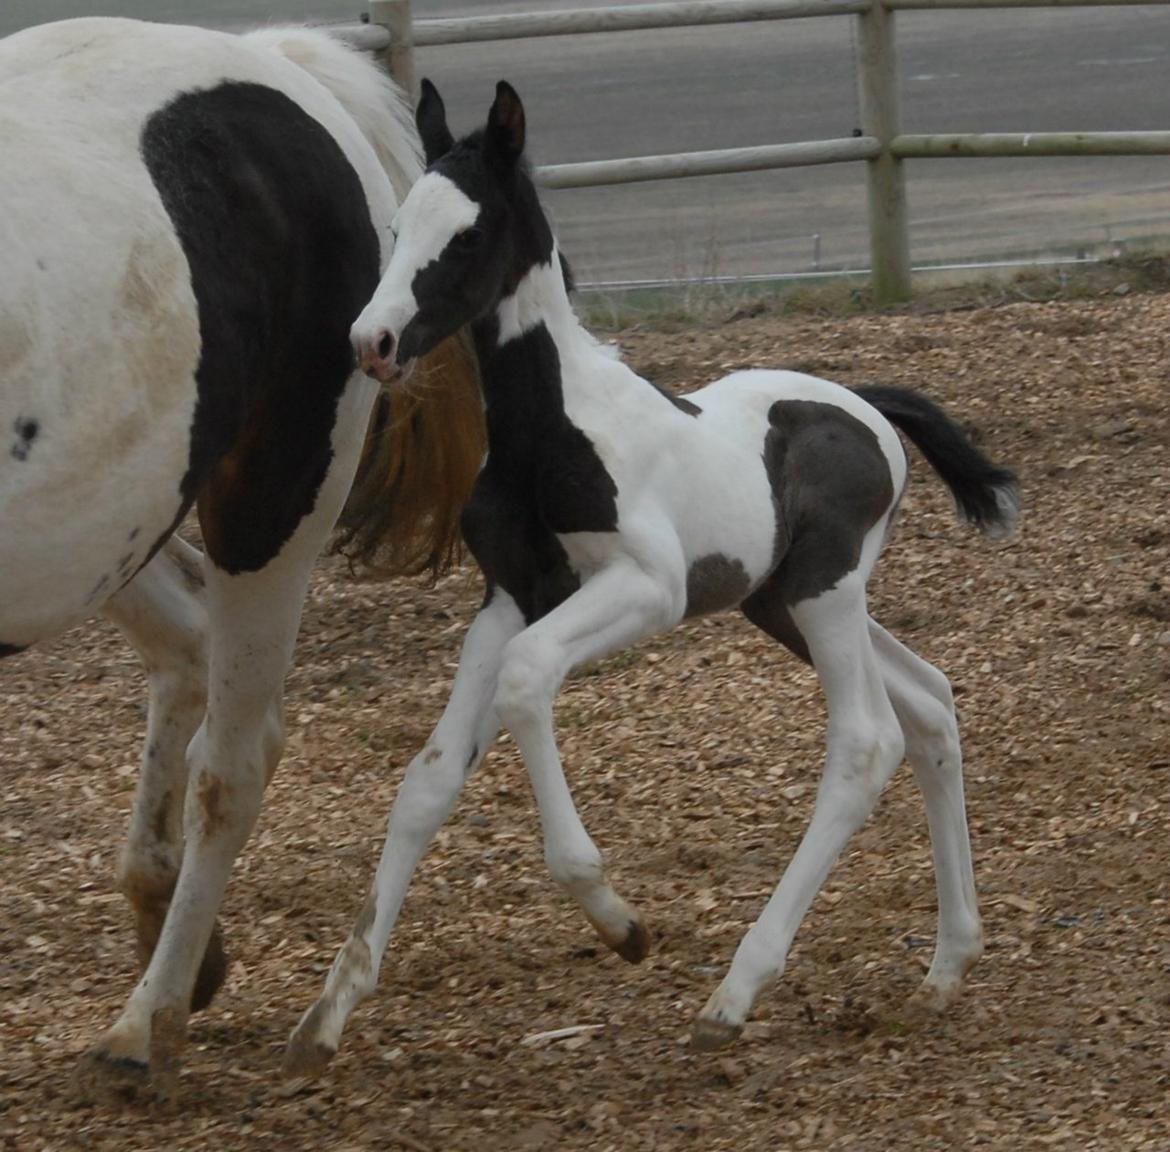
[190,923,229,1013]
[71,1049,153,1105]
[690,1014,743,1052]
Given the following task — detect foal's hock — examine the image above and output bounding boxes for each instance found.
[288,79,1019,1074]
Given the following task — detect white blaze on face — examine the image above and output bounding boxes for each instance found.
[350,172,480,353]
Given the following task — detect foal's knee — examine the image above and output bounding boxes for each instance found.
[905,696,961,783]
[495,633,559,729]
[825,719,905,818]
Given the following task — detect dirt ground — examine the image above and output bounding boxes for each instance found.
[1,289,1168,1151]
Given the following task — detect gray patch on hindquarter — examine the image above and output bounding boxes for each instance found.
[743,400,894,661]
[685,553,751,617]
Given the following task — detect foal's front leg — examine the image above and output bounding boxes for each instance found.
[494,558,682,962]
[285,590,526,1077]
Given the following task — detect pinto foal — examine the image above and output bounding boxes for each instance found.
[287,80,1019,1072]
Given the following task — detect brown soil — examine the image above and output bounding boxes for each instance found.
[2,291,1168,1151]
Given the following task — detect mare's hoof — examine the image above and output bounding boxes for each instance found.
[190,923,229,1014]
[71,1048,153,1105]
[612,918,651,964]
[690,1014,743,1052]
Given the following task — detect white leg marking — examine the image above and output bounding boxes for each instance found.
[494,559,679,961]
[285,591,526,1074]
[80,385,371,1098]
[869,621,983,1010]
[101,538,222,1004]
[695,579,905,1049]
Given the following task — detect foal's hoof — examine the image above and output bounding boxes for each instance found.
[190,923,229,1014]
[690,1014,743,1052]
[612,917,651,964]
[283,1033,337,1081]
[904,978,963,1022]
[284,1008,337,1081]
[588,907,651,965]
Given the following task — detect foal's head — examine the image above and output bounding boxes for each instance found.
[352,80,552,384]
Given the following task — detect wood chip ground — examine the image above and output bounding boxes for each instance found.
[1,292,1168,1150]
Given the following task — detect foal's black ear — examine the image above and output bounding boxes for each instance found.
[485,80,526,168]
[416,78,455,166]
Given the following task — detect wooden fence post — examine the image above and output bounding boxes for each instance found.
[369,0,416,99]
[857,0,911,303]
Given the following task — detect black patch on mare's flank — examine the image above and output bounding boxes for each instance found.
[141,82,381,574]
[740,400,895,662]
[0,643,27,660]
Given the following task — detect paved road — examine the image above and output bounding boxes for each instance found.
[3,2,1168,283]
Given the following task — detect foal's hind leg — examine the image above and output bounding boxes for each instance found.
[868,621,982,1011]
[694,574,904,1049]
[102,538,228,1013]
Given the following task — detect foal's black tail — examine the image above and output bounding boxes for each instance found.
[854,385,1020,538]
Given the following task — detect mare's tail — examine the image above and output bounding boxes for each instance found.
[854,385,1020,539]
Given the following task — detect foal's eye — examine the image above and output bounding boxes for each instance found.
[451,227,482,251]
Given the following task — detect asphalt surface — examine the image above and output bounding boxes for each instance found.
[3,2,1168,283]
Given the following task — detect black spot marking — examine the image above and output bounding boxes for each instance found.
[0,643,27,660]
[466,744,480,773]
[141,82,380,574]
[648,380,701,417]
[10,416,39,461]
[128,527,141,542]
[685,554,751,617]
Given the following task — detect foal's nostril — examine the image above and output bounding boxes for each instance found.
[375,330,394,361]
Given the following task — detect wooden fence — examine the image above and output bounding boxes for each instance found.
[338,0,1170,303]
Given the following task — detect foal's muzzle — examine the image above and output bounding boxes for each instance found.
[352,327,418,388]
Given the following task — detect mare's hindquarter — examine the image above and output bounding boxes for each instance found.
[0,19,392,647]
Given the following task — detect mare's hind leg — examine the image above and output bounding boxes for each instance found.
[78,394,368,1100]
[694,571,904,1050]
[868,621,982,1011]
[102,537,229,1014]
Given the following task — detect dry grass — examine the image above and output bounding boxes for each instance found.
[1,289,1168,1150]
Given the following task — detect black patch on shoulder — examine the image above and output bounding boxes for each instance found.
[685,553,751,617]
[10,417,39,461]
[475,320,618,535]
[0,643,27,660]
[462,320,618,625]
[141,82,380,573]
[760,400,894,605]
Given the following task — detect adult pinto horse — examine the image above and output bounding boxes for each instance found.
[0,19,481,1097]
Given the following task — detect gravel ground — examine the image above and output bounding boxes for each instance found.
[1,290,1168,1150]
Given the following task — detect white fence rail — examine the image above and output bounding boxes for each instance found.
[348,0,1170,302]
